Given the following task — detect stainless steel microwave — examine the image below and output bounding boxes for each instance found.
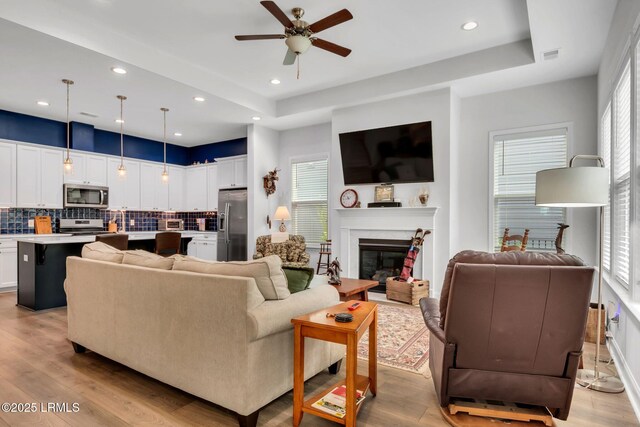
[63,184,109,209]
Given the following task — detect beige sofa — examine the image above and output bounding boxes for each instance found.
[64,247,343,427]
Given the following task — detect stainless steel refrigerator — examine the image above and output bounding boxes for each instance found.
[217,188,248,261]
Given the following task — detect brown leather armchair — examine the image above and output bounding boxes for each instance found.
[421,250,594,421]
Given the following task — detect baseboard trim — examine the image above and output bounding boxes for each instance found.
[607,337,640,423]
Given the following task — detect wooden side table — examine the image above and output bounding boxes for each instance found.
[291,301,378,427]
[331,278,378,302]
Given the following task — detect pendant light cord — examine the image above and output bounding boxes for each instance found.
[163,109,167,171]
[120,97,124,166]
[66,81,70,159]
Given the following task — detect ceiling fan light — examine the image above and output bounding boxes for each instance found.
[285,35,311,54]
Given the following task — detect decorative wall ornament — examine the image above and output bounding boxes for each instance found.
[263,167,280,197]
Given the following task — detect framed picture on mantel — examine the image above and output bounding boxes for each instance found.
[374,184,394,202]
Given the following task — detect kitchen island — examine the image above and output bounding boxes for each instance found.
[15,231,216,311]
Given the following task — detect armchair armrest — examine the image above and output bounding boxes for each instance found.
[420,297,445,343]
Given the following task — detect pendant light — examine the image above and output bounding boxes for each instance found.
[160,107,169,182]
[62,79,74,174]
[116,95,127,177]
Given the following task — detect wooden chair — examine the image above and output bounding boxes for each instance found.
[155,232,181,257]
[316,240,332,274]
[95,233,129,250]
[500,228,529,252]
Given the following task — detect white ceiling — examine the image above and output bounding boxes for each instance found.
[0,0,618,146]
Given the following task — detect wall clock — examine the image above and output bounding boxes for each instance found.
[340,189,358,208]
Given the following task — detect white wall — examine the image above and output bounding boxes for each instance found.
[330,89,452,289]
[597,0,640,419]
[456,76,599,266]
[247,124,280,257]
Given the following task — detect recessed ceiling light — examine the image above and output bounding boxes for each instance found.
[270,79,281,85]
[36,101,49,106]
[174,132,182,137]
[115,119,125,123]
[252,116,261,121]
[462,21,478,31]
[111,67,127,74]
[193,96,206,102]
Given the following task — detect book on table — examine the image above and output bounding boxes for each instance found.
[311,385,366,419]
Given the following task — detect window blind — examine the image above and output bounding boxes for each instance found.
[601,104,612,271]
[291,158,328,244]
[613,63,631,286]
[493,130,567,251]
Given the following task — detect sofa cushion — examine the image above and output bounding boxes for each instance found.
[81,241,124,263]
[283,266,315,293]
[122,250,175,270]
[172,254,290,300]
[439,250,585,329]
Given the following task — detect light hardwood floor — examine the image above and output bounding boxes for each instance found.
[0,292,637,426]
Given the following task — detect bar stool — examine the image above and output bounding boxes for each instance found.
[155,232,182,257]
[316,239,332,274]
[95,233,129,250]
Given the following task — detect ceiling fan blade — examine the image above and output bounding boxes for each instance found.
[260,1,294,29]
[312,38,352,57]
[235,34,285,41]
[283,49,297,65]
[308,9,353,34]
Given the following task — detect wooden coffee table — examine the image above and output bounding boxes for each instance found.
[292,300,378,427]
[331,278,378,302]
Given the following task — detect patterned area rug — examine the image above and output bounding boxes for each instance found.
[358,302,429,374]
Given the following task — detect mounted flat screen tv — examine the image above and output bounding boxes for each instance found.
[339,120,434,185]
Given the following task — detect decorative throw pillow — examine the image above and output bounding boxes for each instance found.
[122,250,175,270]
[283,266,315,293]
[172,254,290,300]
[81,241,124,263]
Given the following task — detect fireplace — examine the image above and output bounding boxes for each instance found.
[359,238,411,293]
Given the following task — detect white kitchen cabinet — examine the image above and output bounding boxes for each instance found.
[107,158,141,210]
[185,166,208,211]
[187,237,217,261]
[216,155,247,189]
[207,164,218,211]
[234,157,247,187]
[216,160,234,189]
[168,166,185,211]
[64,152,108,186]
[0,142,16,207]
[0,240,18,290]
[140,163,169,211]
[16,145,63,208]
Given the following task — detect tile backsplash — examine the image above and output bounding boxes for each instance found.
[0,208,217,235]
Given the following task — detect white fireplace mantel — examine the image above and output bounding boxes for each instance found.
[334,207,438,294]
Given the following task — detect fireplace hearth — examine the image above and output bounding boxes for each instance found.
[359,238,411,293]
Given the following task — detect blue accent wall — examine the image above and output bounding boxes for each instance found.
[0,108,247,165]
[189,138,248,164]
[70,121,95,151]
[0,109,65,148]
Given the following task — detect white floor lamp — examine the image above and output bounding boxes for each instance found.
[535,154,624,393]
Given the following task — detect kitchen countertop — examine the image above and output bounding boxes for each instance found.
[10,231,217,245]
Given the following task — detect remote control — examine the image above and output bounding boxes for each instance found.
[348,302,361,311]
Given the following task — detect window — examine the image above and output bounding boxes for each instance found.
[601,103,612,271]
[291,157,328,245]
[613,63,631,287]
[492,128,567,251]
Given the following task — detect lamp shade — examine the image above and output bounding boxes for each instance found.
[535,166,609,207]
[274,206,291,221]
[285,35,311,54]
